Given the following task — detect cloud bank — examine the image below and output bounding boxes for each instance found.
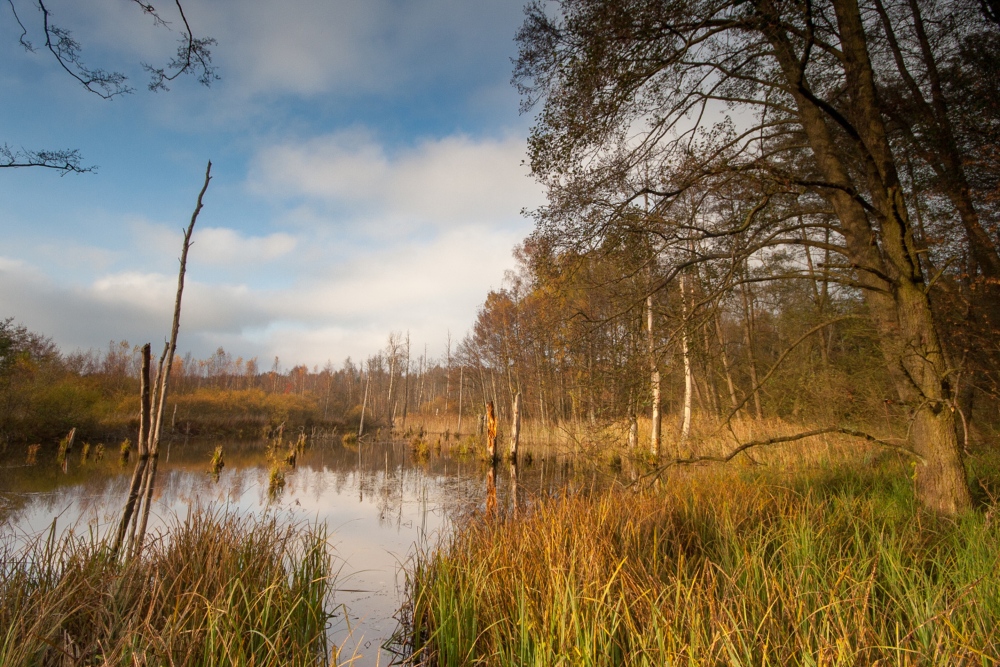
[3,131,543,366]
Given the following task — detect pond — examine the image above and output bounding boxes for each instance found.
[0,433,618,666]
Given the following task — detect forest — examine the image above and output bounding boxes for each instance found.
[4,0,1000,664]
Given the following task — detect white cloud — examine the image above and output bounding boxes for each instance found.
[195,227,297,266]
[0,204,526,366]
[54,0,525,99]
[197,0,525,99]
[0,258,269,353]
[1,127,542,366]
[249,129,543,233]
[126,218,297,268]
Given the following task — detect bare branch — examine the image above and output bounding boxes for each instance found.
[8,0,32,51]
[39,0,132,99]
[635,426,922,485]
[143,0,218,91]
[0,144,94,174]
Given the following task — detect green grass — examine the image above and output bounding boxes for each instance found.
[0,508,335,666]
[404,460,1000,665]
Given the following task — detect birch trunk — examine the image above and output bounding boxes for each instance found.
[646,291,661,457]
[457,365,464,434]
[510,392,522,462]
[680,273,692,442]
[359,368,370,438]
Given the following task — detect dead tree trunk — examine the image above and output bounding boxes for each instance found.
[485,400,498,463]
[131,160,212,554]
[113,343,151,557]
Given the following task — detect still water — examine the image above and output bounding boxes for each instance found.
[0,435,610,666]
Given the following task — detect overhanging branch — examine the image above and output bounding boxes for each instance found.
[634,426,922,484]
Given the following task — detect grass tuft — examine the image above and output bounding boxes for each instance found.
[0,508,334,666]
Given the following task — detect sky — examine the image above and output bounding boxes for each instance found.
[0,0,545,370]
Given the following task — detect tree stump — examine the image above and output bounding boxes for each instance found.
[486,401,498,463]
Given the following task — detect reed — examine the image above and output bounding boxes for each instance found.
[0,508,334,666]
[404,459,1000,665]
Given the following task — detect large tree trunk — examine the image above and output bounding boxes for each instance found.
[764,0,971,514]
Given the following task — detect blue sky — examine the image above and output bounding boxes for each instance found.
[0,0,543,368]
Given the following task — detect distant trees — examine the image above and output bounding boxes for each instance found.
[0,313,488,446]
[0,318,102,444]
[511,0,1000,514]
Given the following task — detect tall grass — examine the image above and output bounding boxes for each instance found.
[404,461,1000,665]
[0,508,334,666]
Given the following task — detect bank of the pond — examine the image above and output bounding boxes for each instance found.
[0,509,334,666]
[403,461,1000,665]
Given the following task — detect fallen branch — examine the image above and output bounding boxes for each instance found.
[634,426,922,486]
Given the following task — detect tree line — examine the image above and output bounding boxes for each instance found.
[0,319,495,444]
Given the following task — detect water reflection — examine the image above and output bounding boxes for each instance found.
[0,437,616,666]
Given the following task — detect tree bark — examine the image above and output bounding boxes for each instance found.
[113,343,151,557]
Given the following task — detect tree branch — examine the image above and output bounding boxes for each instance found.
[634,426,922,484]
[0,144,93,174]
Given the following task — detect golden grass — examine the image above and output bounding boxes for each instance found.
[0,508,334,666]
[404,451,1000,665]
